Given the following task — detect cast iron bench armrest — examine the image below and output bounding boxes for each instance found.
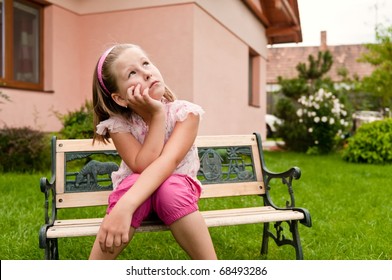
[262,166,311,227]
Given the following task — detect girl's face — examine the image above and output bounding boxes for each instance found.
[112,47,166,101]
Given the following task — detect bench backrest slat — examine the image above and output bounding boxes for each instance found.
[54,134,265,209]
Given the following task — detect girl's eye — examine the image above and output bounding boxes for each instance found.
[143,61,150,66]
[128,71,136,78]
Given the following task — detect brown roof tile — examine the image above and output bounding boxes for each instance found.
[267,44,374,84]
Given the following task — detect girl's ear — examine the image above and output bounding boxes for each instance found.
[111,93,127,108]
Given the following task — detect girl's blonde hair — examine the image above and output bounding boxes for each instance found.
[92,44,176,144]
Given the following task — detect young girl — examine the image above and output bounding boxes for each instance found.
[88,44,217,260]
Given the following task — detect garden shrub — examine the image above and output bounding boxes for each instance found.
[57,100,94,139]
[0,126,51,172]
[275,98,309,152]
[343,119,392,164]
[276,88,350,154]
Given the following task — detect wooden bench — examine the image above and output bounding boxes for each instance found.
[39,133,311,260]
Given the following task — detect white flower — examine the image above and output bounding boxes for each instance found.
[297,109,303,117]
[321,116,328,123]
[308,127,313,133]
[329,118,335,125]
[314,116,320,123]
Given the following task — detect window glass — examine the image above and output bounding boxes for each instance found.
[13,0,40,83]
[249,50,261,108]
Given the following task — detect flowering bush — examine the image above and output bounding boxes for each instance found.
[296,88,350,154]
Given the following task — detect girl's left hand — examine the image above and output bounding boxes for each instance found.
[97,203,132,253]
[126,84,163,115]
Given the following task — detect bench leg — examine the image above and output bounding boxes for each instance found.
[44,239,59,260]
[291,220,304,260]
[39,225,59,260]
[261,222,270,256]
[260,220,304,260]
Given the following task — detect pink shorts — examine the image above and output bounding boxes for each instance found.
[106,173,202,228]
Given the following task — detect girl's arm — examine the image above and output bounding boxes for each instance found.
[111,86,166,173]
[110,109,166,173]
[97,113,200,253]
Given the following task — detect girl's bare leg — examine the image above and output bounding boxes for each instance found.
[89,226,136,260]
[169,211,217,260]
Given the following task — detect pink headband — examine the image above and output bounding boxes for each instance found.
[97,46,115,95]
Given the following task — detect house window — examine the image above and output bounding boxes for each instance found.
[249,49,260,107]
[0,0,44,91]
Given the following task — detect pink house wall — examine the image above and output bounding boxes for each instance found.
[0,0,269,138]
[193,6,266,135]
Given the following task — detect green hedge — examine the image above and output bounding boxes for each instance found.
[343,119,392,164]
[0,126,51,172]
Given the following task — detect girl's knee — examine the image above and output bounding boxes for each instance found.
[153,175,201,225]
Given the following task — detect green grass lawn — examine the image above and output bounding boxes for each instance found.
[1,151,391,260]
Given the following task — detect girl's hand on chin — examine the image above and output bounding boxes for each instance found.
[126,84,164,114]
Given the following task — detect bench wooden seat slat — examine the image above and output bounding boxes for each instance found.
[39,133,312,260]
[47,206,305,238]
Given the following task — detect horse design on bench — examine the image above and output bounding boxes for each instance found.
[74,160,119,190]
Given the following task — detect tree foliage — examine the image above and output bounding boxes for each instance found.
[358,25,392,110]
[296,51,333,81]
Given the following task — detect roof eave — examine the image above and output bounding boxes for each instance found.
[243,0,303,45]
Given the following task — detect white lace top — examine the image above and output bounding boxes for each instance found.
[96,100,204,190]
